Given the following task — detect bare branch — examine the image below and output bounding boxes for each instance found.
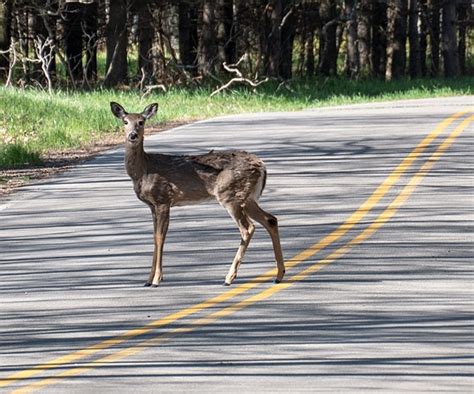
[140,84,167,100]
[33,36,55,94]
[280,7,294,29]
[211,53,269,96]
[210,77,269,97]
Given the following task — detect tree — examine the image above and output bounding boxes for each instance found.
[105,0,128,87]
[441,0,459,77]
[357,0,371,76]
[63,1,84,82]
[344,0,359,78]
[178,0,198,71]
[429,0,440,76]
[0,0,11,80]
[259,0,297,79]
[84,1,98,84]
[136,0,154,83]
[458,0,473,75]
[408,0,421,78]
[372,0,387,77]
[305,24,315,77]
[386,0,408,80]
[297,1,318,78]
[279,1,296,79]
[61,0,98,86]
[217,0,236,65]
[264,0,282,78]
[2,0,472,89]
[318,0,338,76]
[457,0,470,76]
[199,0,217,75]
[419,0,428,76]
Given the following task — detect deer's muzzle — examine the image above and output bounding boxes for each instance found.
[128,132,139,142]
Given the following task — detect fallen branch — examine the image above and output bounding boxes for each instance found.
[140,84,167,99]
[210,77,269,97]
[210,54,269,97]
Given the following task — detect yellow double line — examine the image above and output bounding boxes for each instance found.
[2,110,472,393]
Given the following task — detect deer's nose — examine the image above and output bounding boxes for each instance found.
[128,132,138,142]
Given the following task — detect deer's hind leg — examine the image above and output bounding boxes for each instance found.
[223,204,255,286]
[245,199,285,283]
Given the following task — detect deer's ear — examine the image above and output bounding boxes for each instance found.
[142,103,159,119]
[110,102,127,120]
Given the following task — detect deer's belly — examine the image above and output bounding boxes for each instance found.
[134,176,214,207]
[171,192,215,207]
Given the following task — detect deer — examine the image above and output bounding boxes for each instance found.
[110,102,285,287]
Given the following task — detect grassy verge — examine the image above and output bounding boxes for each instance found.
[0,76,472,169]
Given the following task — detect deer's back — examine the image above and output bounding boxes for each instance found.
[190,150,266,206]
[136,150,266,207]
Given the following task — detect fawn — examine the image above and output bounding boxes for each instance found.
[110,102,285,287]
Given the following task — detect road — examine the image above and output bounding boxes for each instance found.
[0,97,473,393]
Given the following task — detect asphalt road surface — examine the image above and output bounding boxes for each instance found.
[1,97,473,393]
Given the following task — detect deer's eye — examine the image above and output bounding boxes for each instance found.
[124,120,128,125]
[138,121,144,127]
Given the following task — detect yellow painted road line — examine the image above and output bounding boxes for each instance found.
[291,115,473,281]
[0,110,468,390]
[12,114,473,394]
[284,110,466,269]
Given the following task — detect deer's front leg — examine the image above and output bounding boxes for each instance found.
[146,204,170,287]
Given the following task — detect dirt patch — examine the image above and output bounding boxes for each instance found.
[0,121,188,198]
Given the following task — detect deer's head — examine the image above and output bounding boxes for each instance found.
[110,102,158,145]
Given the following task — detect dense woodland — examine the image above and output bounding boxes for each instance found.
[0,0,472,93]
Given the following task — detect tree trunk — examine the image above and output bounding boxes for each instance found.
[419,0,428,76]
[372,0,388,77]
[429,0,440,76]
[178,0,198,71]
[280,2,295,79]
[344,0,359,78]
[318,0,337,76]
[84,1,98,84]
[63,1,83,82]
[357,0,371,76]
[234,0,253,63]
[306,29,315,77]
[457,1,469,76]
[199,0,217,75]
[0,0,11,80]
[441,1,459,77]
[137,0,154,83]
[13,4,30,82]
[105,0,128,87]
[217,0,235,65]
[217,0,227,65]
[386,0,407,81]
[408,0,421,78]
[265,0,282,78]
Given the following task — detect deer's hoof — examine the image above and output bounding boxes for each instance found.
[223,282,231,286]
[144,282,152,287]
[274,278,282,284]
[151,284,159,288]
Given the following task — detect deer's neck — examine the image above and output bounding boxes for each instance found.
[124,142,147,181]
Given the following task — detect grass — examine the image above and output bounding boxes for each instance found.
[0,76,472,168]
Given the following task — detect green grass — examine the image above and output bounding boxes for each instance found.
[0,76,472,168]
[0,144,41,167]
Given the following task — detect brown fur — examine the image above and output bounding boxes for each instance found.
[110,102,285,287]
